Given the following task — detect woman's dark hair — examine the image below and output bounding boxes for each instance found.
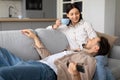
[66,3,83,26]
[96,36,110,56]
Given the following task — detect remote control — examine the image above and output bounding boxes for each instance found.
[76,64,85,73]
[66,62,85,73]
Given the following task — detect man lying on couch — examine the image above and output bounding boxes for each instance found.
[0,29,114,80]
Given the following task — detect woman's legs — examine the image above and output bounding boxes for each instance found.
[0,62,57,80]
[0,47,23,67]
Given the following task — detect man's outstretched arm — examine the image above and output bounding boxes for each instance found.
[21,29,51,59]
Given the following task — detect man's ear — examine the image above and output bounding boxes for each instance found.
[92,45,99,53]
[94,45,100,52]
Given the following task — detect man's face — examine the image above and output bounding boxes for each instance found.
[83,37,100,50]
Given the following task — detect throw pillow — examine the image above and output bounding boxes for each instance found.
[35,28,69,54]
[96,31,118,57]
[96,32,118,49]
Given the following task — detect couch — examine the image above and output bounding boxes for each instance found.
[0,28,120,80]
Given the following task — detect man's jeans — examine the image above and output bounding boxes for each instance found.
[0,47,57,80]
[94,56,115,80]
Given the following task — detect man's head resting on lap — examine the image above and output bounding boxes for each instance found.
[83,36,110,56]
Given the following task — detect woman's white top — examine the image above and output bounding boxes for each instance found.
[47,20,97,50]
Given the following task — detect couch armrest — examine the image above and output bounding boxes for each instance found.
[110,45,120,60]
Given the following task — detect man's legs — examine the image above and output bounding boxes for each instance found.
[94,56,115,80]
[0,61,57,80]
[0,47,22,67]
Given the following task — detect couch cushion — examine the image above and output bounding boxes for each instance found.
[96,32,118,48]
[0,30,40,60]
[35,28,69,54]
[110,45,120,60]
[108,58,120,80]
[96,32,118,57]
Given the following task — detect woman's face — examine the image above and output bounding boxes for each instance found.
[67,8,80,25]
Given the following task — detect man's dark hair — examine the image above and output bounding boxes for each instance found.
[96,36,110,56]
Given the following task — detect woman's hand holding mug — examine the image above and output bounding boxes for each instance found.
[52,18,70,29]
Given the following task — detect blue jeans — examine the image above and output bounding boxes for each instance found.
[0,47,57,80]
[94,56,115,80]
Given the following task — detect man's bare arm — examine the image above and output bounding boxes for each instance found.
[21,29,51,59]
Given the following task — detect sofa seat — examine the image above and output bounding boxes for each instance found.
[0,28,120,79]
[108,58,120,79]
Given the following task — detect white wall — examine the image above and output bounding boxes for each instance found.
[83,0,115,35]
[84,0,105,33]
[0,1,22,18]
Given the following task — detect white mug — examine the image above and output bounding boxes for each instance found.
[18,15,22,19]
